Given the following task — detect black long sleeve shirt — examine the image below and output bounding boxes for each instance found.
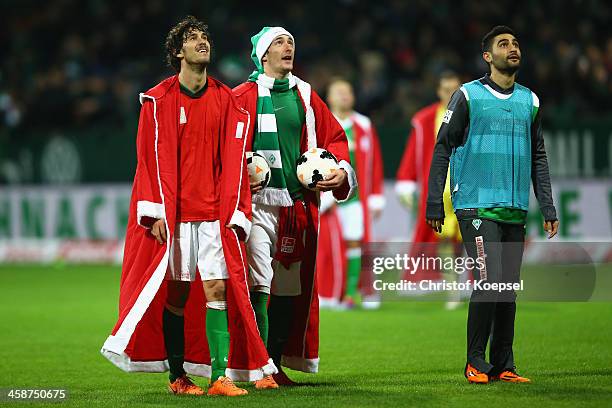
[425,74,557,222]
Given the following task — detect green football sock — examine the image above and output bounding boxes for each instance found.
[163,307,186,383]
[250,291,269,345]
[206,304,230,382]
[345,247,362,299]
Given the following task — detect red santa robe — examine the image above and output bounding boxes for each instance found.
[396,102,459,282]
[233,79,356,373]
[316,196,347,305]
[101,75,276,381]
[317,112,385,302]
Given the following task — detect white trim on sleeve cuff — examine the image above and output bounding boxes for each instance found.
[319,191,336,213]
[136,200,165,228]
[334,160,358,203]
[228,210,252,240]
[368,194,386,211]
[395,180,418,196]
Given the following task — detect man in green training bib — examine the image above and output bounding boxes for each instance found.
[426,25,559,384]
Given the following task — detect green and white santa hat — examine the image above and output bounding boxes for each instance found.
[250,26,295,73]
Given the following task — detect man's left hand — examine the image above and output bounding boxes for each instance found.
[316,169,347,192]
[543,220,559,239]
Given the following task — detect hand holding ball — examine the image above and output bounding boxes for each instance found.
[296,148,340,191]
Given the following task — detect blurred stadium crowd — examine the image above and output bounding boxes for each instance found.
[1,0,611,134]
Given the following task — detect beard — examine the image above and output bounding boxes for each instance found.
[492,54,521,75]
[186,54,210,72]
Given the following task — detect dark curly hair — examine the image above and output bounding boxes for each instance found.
[481,25,516,53]
[164,16,212,72]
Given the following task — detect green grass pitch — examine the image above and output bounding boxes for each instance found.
[1,265,611,407]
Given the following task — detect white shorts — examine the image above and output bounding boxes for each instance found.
[166,221,229,282]
[337,200,364,242]
[247,202,302,296]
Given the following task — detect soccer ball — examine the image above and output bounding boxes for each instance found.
[246,152,271,187]
[296,148,340,190]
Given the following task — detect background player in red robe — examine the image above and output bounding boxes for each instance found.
[395,72,462,289]
[101,17,275,397]
[317,78,385,309]
[316,192,347,309]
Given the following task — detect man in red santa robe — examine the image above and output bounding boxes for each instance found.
[100,16,275,397]
[396,72,462,286]
[316,193,347,309]
[233,27,357,387]
[317,78,385,309]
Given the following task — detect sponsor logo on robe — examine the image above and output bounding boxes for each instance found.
[280,237,296,254]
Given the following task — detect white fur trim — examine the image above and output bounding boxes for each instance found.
[101,349,212,377]
[319,191,336,213]
[228,210,252,240]
[255,27,294,66]
[281,355,319,373]
[367,194,386,211]
[319,297,340,308]
[395,180,418,196]
[231,103,254,239]
[102,94,171,361]
[101,249,169,357]
[100,349,276,381]
[184,362,212,378]
[295,78,317,149]
[334,160,357,203]
[226,358,278,382]
[136,200,165,228]
[252,187,294,207]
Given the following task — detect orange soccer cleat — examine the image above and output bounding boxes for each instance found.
[207,376,248,396]
[465,364,489,384]
[168,375,205,395]
[492,370,531,383]
[254,375,280,389]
